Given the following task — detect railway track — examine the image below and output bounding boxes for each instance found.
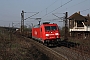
[51,46,90,60]
[12,29,90,60]
[25,37,68,60]
[22,36,90,60]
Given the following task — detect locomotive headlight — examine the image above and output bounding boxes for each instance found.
[57,36,59,38]
[46,34,49,36]
[55,33,59,35]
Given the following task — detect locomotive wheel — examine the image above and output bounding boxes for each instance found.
[43,43,48,46]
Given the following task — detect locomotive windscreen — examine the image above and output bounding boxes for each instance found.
[45,26,57,31]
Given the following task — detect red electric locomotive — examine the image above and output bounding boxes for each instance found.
[32,22,61,45]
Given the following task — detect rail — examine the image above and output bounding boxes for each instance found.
[25,37,68,60]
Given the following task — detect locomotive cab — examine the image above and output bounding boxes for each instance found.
[40,22,61,45]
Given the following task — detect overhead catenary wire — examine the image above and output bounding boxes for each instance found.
[0,20,20,22]
[51,0,88,18]
[46,0,59,9]
[41,0,88,18]
[42,0,73,18]
[52,13,64,20]
[24,12,39,20]
[81,8,90,12]
[40,0,59,13]
[65,0,88,10]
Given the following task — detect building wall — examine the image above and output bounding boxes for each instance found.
[87,26,90,31]
[69,21,90,39]
[69,20,74,29]
[70,22,90,32]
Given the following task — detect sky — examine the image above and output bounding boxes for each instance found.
[0,0,90,28]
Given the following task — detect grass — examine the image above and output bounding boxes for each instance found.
[0,28,50,60]
[68,37,90,55]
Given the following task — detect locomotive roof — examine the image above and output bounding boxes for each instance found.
[42,22,50,24]
[33,23,58,28]
[42,23,57,26]
[33,25,40,28]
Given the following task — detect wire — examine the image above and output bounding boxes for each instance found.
[65,0,88,10]
[46,0,59,9]
[81,8,90,12]
[40,0,59,13]
[24,12,39,20]
[42,0,73,18]
[52,13,64,20]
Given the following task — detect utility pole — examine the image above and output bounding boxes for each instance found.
[52,12,68,40]
[64,12,68,40]
[12,22,14,32]
[21,10,39,34]
[12,22,14,28]
[21,10,24,33]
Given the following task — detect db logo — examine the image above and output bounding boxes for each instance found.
[35,31,37,35]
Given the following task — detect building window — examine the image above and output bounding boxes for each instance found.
[77,21,84,27]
